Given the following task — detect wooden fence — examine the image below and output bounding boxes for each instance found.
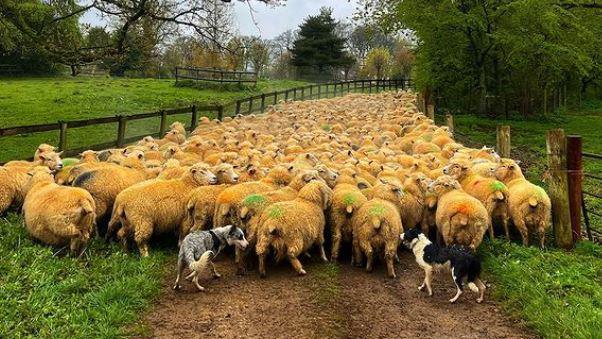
[0,78,409,163]
[175,67,258,84]
[226,79,412,117]
[0,105,221,161]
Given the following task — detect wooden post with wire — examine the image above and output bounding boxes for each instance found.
[445,113,454,134]
[566,135,583,243]
[546,129,573,249]
[427,104,435,120]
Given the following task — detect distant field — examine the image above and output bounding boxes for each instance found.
[0,77,307,162]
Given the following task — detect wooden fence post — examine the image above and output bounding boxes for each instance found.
[117,115,126,147]
[235,100,242,115]
[285,90,289,101]
[427,104,435,120]
[496,125,511,158]
[273,92,278,105]
[260,94,266,112]
[217,106,224,120]
[58,121,68,152]
[248,98,253,114]
[293,88,297,101]
[546,129,573,249]
[190,105,198,132]
[159,110,168,136]
[318,85,322,98]
[566,135,583,243]
[309,85,313,99]
[445,113,454,134]
[301,87,305,100]
[334,83,338,97]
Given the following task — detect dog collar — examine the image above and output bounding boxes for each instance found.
[209,230,221,253]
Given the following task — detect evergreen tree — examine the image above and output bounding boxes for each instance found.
[291,7,353,77]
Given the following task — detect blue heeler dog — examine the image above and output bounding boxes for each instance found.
[173,225,248,291]
[400,227,486,303]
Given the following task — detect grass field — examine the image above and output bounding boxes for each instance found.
[0,213,172,338]
[0,77,307,162]
[481,240,602,339]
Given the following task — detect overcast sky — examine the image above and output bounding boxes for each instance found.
[232,0,359,39]
[82,0,359,40]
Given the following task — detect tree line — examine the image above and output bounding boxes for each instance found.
[359,0,602,117]
[0,2,413,81]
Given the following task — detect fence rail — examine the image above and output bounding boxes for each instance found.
[0,78,409,164]
[175,66,258,84]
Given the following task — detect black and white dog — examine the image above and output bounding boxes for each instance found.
[400,227,486,303]
[173,225,248,291]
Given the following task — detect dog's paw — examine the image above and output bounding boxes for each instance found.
[172,284,180,291]
[428,291,433,297]
[196,286,206,292]
[259,272,267,279]
[476,298,483,304]
[236,267,247,276]
[418,284,425,291]
[298,269,307,276]
[213,272,222,279]
[449,298,457,303]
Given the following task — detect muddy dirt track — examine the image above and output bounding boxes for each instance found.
[136,250,534,339]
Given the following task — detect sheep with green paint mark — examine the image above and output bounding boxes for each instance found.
[255,181,333,278]
[351,181,404,278]
[328,169,368,262]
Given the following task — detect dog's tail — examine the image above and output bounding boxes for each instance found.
[467,257,482,293]
[189,251,214,273]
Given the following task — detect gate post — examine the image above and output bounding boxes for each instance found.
[547,129,573,249]
[566,135,583,243]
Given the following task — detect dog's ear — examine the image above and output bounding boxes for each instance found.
[228,225,236,235]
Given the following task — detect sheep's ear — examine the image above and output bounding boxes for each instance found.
[121,149,128,155]
[287,165,295,172]
[39,154,49,160]
[56,151,63,157]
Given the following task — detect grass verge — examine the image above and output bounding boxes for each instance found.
[481,240,602,339]
[0,213,171,338]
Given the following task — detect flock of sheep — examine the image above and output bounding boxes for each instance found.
[0,90,552,280]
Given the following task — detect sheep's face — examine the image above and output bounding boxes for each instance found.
[225,225,248,250]
[190,165,217,185]
[40,152,63,171]
[428,175,461,196]
[79,150,99,163]
[494,160,523,182]
[214,164,239,184]
[442,161,469,179]
[316,165,338,188]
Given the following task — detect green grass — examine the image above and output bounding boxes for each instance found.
[0,213,172,338]
[0,77,307,162]
[481,240,602,339]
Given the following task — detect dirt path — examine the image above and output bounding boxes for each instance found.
[137,251,534,339]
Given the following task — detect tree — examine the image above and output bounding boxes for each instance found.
[0,0,279,75]
[390,39,414,78]
[224,37,246,71]
[359,0,602,116]
[291,7,354,79]
[247,37,270,77]
[362,47,391,79]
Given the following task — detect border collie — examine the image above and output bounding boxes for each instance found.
[400,227,485,303]
[173,225,248,291]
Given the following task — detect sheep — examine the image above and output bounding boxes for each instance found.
[235,170,325,274]
[495,159,551,248]
[170,121,187,136]
[3,144,56,167]
[429,175,489,251]
[180,163,241,238]
[0,151,65,214]
[351,181,404,278]
[22,167,96,254]
[255,180,333,277]
[73,151,154,236]
[328,169,368,262]
[107,163,218,256]
[213,165,296,228]
[443,160,510,239]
